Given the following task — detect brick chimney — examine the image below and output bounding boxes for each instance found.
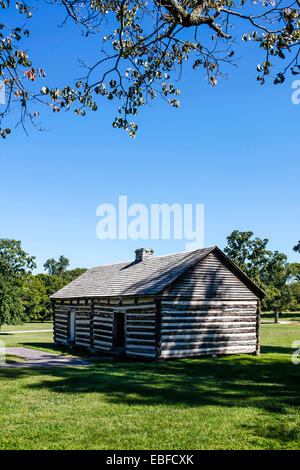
[135,248,154,262]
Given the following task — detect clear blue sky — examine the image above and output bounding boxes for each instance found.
[1,4,299,272]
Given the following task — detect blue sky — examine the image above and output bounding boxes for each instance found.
[1,4,300,272]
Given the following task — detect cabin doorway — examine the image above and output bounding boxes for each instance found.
[113,311,125,354]
[69,312,75,344]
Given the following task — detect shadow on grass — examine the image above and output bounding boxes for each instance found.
[241,421,300,443]
[0,351,299,418]
[261,345,295,355]
[20,342,94,357]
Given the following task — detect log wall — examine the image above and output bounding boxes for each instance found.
[125,298,157,359]
[159,299,258,359]
[53,302,69,345]
[53,301,92,347]
[74,306,91,348]
[92,302,114,352]
[53,298,158,359]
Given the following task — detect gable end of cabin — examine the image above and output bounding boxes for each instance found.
[157,250,261,359]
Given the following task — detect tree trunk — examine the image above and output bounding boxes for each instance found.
[274,309,279,324]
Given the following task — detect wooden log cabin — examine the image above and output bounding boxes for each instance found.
[50,246,265,360]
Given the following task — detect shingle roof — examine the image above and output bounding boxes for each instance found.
[50,246,216,299]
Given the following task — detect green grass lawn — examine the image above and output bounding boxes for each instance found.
[0,321,53,332]
[0,324,299,450]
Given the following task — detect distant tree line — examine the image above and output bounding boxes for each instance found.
[0,233,299,328]
[224,231,300,322]
[0,238,86,329]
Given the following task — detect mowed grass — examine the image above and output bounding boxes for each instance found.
[0,324,299,450]
[0,321,53,332]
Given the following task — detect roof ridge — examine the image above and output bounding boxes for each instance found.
[148,246,216,260]
[90,246,216,270]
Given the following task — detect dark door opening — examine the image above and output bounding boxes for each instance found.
[113,311,125,348]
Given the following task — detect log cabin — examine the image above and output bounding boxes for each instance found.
[50,246,265,360]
